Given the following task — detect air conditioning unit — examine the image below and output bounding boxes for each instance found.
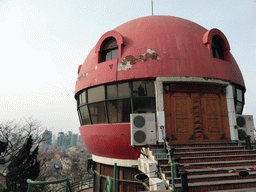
[149,178,166,190]
[130,113,156,146]
[138,158,147,173]
[236,115,255,142]
[144,159,158,178]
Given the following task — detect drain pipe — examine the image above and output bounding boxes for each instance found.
[113,163,117,192]
[170,158,175,190]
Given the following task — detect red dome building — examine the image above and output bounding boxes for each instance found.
[75,16,252,191]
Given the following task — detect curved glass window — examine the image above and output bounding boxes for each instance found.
[107,99,131,123]
[79,105,91,125]
[88,86,105,103]
[89,102,107,124]
[132,81,155,97]
[232,86,245,114]
[77,80,155,125]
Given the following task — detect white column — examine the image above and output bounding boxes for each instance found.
[226,85,238,141]
[155,81,165,142]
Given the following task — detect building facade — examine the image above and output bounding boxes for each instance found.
[75,16,249,191]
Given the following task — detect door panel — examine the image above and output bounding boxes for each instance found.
[164,84,230,143]
[201,94,222,139]
[165,93,194,141]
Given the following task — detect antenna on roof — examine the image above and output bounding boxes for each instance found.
[151,0,154,16]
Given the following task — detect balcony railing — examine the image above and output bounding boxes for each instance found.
[27,176,93,192]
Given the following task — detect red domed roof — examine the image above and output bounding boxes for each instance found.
[75,16,245,94]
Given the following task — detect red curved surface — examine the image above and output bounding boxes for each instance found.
[79,123,140,160]
[75,15,245,95]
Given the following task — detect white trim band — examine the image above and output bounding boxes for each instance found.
[92,155,138,167]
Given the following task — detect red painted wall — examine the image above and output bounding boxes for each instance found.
[79,123,140,160]
[75,16,245,96]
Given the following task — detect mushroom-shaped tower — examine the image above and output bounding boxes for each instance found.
[75,15,246,190]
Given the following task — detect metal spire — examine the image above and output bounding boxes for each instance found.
[151,0,154,16]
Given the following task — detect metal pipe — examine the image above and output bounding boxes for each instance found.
[172,157,181,178]
[113,163,117,192]
[170,159,175,190]
[180,170,189,192]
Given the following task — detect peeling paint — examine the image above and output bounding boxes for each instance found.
[117,49,160,71]
[77,72,88,82]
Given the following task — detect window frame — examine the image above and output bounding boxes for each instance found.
[232,85,245,115]
[76,80,156,126]
[203,28,230,62]
[95,31,124,64]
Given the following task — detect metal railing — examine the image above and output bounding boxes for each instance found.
[27,178,72,192]
[55,177,94,192]
[27,176,93,192]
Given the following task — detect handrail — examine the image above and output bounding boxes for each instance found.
[55,177,94,192]
[104,176,112,192]
[27,176,94,192]
[27,178,72,192]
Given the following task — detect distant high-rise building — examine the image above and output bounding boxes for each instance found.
[57,132,64,147]
[55,131,82,149]
[42,130,52,150]
[71,134,78,146]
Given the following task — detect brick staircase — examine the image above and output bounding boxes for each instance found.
[150,142,256,192]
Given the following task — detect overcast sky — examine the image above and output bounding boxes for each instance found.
[0,0,255,135]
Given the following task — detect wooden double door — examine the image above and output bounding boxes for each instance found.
[164,84,230,143]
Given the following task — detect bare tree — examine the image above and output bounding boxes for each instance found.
[0,117,47,189]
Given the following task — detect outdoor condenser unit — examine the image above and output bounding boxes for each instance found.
[236,115,255,142]
[130,113,156,146]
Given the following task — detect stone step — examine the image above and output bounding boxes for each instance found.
[169,170,256,184]
[210,187,256,192]
[149,142,239,150]
[181,154,256,163]
[150,142,256,191]
[163,166,256,178]
[173,146,244,152]
[169,142,239,149]
[153,149,255,159]
[179,165,256,176]
[157,154,256,164]
[151,146,245,154]
[175,149,255,157]
[159,159,256,171]
[174,178,256,192]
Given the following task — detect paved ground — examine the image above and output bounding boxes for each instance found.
[78,187,93,192]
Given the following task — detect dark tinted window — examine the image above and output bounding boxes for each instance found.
[89,102,107,124]
[212,35,224,60]
[77,80,155,126]
[88,86,105,103]
[107,99,131,123]
[132,81,155,97]
[101,37,118,62]
[79,105,91,125]
[133,97,156,113]
[118,82,131,98]
[107,84,118,99]
[79,91,86,105]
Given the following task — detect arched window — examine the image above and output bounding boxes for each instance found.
[203,29,230,62]
[101,37,118,62]
[212,35,224,60]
